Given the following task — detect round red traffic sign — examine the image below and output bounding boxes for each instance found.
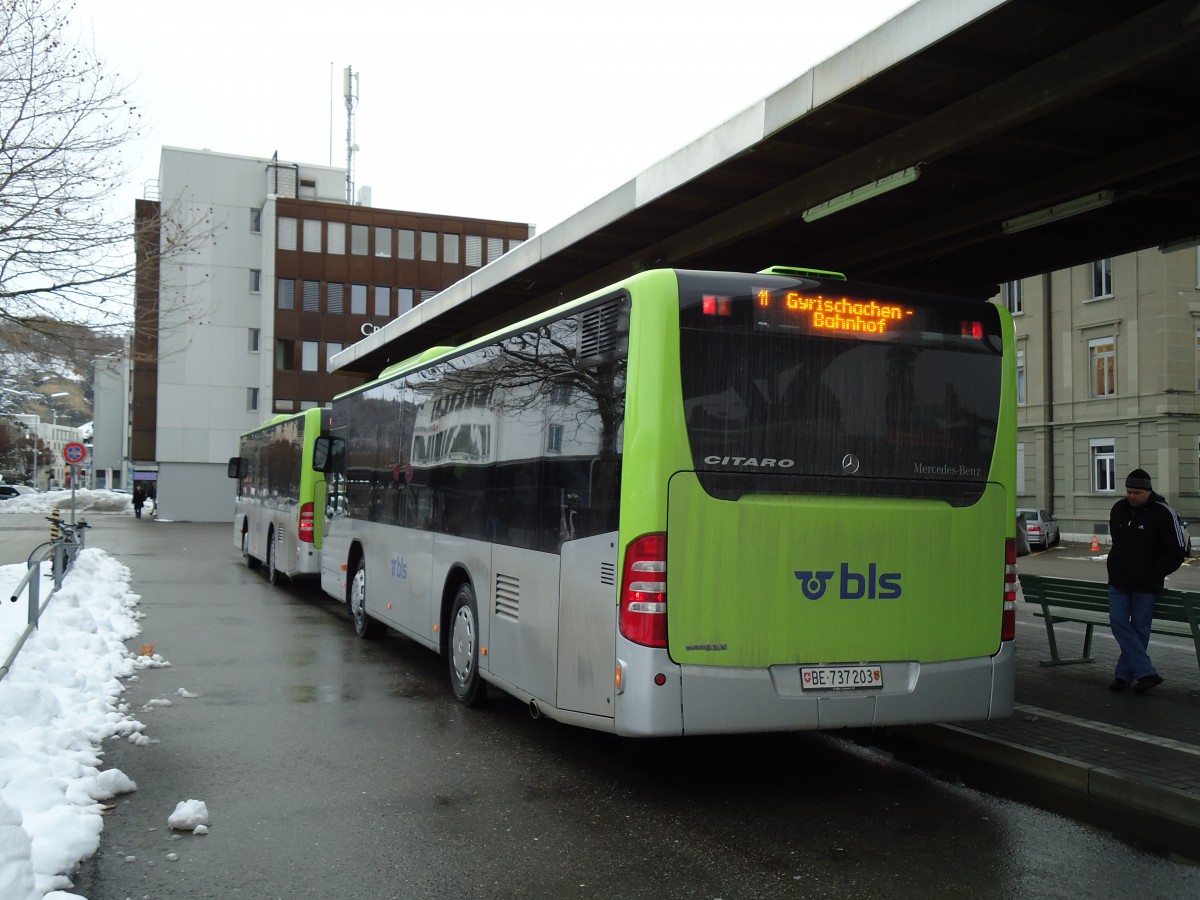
[63,441,87,464]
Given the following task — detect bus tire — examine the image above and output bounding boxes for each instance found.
[266,531,279,585]
[242,531,260,570]
[448,583,486,707]
[350,558,381,639]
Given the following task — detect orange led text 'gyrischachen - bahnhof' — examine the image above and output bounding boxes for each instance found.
[756,289,916,336]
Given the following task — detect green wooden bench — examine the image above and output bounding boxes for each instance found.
[1018,573,1200,690]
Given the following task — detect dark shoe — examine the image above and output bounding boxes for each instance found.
[1133,674,1164,694]
[1109,678,1131,693]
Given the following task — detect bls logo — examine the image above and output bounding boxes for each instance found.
[794,563,902,600]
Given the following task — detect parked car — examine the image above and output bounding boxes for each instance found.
[0,484,36,500]
[1018,507,1060,550]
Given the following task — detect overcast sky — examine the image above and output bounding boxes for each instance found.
[69,0,916,232]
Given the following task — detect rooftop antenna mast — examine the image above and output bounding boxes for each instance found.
[343,65,360,204]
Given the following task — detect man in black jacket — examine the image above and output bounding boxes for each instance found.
[1106,468,1187,694]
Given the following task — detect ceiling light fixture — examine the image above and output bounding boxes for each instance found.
[1002,191,1115,235]
[801,166,922,223]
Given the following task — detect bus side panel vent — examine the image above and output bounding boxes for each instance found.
[495,573,520,622]
[600,562,615,586]
[577,298,628,368]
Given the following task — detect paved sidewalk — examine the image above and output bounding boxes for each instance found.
[888,584,1200,862]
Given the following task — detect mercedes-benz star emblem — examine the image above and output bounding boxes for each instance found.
[841,453,861,474]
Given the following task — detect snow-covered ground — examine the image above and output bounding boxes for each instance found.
[0,531,199,898]
[0,489,133,517]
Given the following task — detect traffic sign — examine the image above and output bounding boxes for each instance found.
[63,442,87,464]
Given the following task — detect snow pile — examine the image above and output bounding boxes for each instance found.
[167,799,209,833]
[0,549,148,898]
[0,488,133,516]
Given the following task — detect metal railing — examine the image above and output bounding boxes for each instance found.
[0,516,90,684]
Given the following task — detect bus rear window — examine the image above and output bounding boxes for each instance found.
[676,271,1004,504]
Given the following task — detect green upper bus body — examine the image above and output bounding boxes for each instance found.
[621,268,1014,671]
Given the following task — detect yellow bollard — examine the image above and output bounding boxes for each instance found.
[49,507,62,542]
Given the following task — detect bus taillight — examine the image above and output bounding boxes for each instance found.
[620,533,667,647]
[1002,538,1017,641]
[299,502,315,543]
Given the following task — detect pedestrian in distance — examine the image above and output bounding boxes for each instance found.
[1106,468,1187,694]
[133,486,146,520]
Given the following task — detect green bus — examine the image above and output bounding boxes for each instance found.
[229,407,331,584]
[315,266,1017,735]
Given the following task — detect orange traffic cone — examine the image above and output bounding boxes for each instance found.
[1090,535,1100,552]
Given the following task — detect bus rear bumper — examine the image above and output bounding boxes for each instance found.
[676,641,1016,735]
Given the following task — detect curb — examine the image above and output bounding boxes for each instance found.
[891,723,1200,856]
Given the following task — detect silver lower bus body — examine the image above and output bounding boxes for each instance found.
[607,638,1016,737]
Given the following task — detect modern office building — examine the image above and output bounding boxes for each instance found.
[1002,245,1200,541]
[131,147,532,522]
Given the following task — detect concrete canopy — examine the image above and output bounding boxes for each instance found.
[337,0,1200,379]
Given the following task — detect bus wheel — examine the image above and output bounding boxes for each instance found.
[242,531,260,570]
[448,583,486,707]
[266,531,279,585]
[350,558,381,639]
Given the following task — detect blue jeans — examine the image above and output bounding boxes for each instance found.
[1107,585,1159,682]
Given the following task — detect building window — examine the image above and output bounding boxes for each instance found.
[350,224,368,255]
[1016,348,1026,406]
[444,234,460,264]
[487,236,504,263]
[302,220,321,253]
[247,387,259,411]
[1088,336,1116,397]
[1002,280,1023,315]
[275,339,295,370]
[326,342,344,368]
[277,278,295,310]
[249,269,261,293]
[250,208,262,233]
[301,340,319,372]
[1016,442,1026,494]
[299,178,316,199]
[547,424,563,454]
[1090,258,1113,299]
[351,284,367,315]
[375,227,391,257]
[277,217,296,251]
[420,289,438,302]
[421,231,438,261]
[327,222,345,255]
[248,328,260,352]
[398,229,415,260]
[465,235,482,267]
[1091,440,1116,492]
[508,237,524,253]
[397,288,414,314]
[374,286,390,317]
[274,398,296,413]
[302,280,320,312]
[327,282,345,314]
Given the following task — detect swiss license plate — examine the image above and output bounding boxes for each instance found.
[801,665,884,691]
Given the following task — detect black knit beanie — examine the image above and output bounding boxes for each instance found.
[1125,468,1153,490]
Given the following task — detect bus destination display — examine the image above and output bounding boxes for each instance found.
[754,288,917,339]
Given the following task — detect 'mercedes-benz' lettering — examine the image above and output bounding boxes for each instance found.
[703,456,795,468]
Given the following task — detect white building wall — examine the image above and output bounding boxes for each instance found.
[153,148,347,521]
[92,353,130,488]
